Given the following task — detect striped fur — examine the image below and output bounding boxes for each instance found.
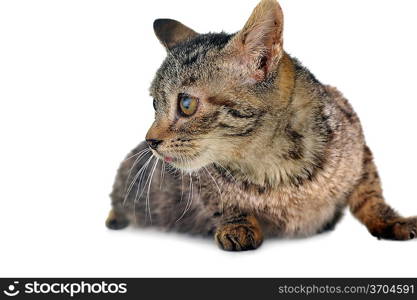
[106,0,417,251]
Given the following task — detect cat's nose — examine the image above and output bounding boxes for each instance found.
[146,139,163,150]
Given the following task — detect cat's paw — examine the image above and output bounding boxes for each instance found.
[214,216,263,251]
[373,217,417,241]
[105,209,129,230]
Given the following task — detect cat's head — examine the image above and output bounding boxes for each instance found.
[146,0,285,171]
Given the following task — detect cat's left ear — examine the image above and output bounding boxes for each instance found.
[226,0,284,82]
[153,19,198,50]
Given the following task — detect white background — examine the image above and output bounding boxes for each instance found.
[1,0,417,277]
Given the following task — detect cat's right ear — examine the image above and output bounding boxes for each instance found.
[153,19,198,50]
[226,0,284,83]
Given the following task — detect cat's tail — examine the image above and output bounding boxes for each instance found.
[348,145,417,240]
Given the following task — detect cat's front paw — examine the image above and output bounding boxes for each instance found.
[214,216,263,251]
[105,209,129,230]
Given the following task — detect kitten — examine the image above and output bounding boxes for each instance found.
[106,0,417,251]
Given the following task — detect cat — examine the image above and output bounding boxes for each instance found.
[106,0,417,251]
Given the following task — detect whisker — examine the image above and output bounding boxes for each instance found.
[159,160,165,189]
[123,149,151,194]
[134,155,156,219]
[176,172,193,222]
[186,173,193,215]
[214,162,237,183]
[123,154,153,206]
[203,166,224,214]
[133,155,154,207]
[137,156,156,200]
[197,170,202,202]
[203,167,222,200]
[122,147,150,163]
[145,158,159,224]
[132,155,153,219]
[180,170,184,204]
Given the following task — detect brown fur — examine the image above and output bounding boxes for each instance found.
[106,0,417,250]
[349,146,417,240]
[153,19,198,50]
[215,215,263,251]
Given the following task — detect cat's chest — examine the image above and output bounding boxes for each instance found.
[208,173,345,215]
[204,145,364,215]
[222,184,302,210]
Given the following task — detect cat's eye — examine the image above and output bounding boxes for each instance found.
[178,94,198,117]
[153,98,157,111]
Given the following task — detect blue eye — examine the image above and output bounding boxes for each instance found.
[178,94,198,116]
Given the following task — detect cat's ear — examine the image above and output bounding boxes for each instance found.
[227,0,284,82]
[153,19,198,50]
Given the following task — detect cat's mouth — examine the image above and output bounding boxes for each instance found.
[163,156,175,163]
[152,149,206,171]
[151,150,176,163]
[162,154,197,167]
[152,150,191,166]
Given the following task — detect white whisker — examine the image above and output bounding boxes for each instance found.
[176,172,193,222]
[123,147,149,162]
[132,155,154,218]
[133,155,153,207]
[159,160,165,189]
[145,158,159,224]
[180,170,184,204]
[123,154,153,206]
[214,162,237,183]
[123,149,151,194]
[203,166,222,200]
[204,166,224,214]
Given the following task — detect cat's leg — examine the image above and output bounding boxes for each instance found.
[349,146,417,240]
[106,209,129,230]
[214,213,264,251]
[106,141,150,230]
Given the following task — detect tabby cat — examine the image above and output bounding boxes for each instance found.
[106,0,417,251]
